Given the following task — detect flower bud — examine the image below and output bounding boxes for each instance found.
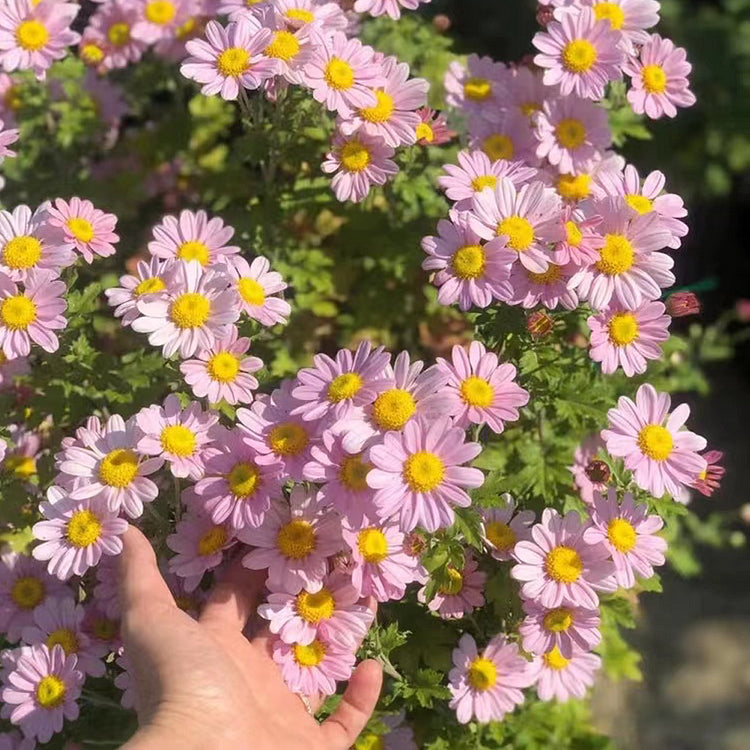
[404,532,426,558]
[527,310,553,338]
[536,4,555,27]
[433,14,451,33]
[585,460,610,484]
[666,291,700,317]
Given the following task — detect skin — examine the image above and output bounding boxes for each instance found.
[119,526,383,749]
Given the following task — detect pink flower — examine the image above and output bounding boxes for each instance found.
[448,633,531,724]
[225,255,291,327]
[419,554,486,619]
[367,416,483,533]
[272,0,348,34]
[624,33,695,119]
[527,645,601,701]
[45,198,119,264]
[85,1,148,71]
[519,599,601,658]
[468,112,538,166]
[105,256,171,327]
[415,107,456,146]
[443,54,507,125]
[502,64,547,121]
[136,394,219,480]
[436,341,529,433]
[667,291,700,317]
[511,508,616,609]
[479,495,535,562]
[579,0,660,50]
[532,8,625,100]
[0,269,67,358]
[0,118,18,159]
[353,0,429,21]
[569,434,608,504]
[507,260,579,310]
[551,205,604,266]
[602,383,708,498]
[132,0,191,44]
[691,449,725,497]
[0,644,84,743]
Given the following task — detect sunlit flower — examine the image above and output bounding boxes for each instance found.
[105,256,172,328]
[414,107,455,146]
[46,198,119,264]
[519,598,601,658]
[86,0,149,71]
[225,255,291,327]
[419,554,486,620]
[444,54,507,125]
[527,644,601,701]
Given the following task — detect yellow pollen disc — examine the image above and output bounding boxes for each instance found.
[285,8,314,23]
[625,194,653,214]
[198,525,227,556]
[169,292,210,328]
[340,140,371,173]
[555,117,587,150]
[207,351,240,383]
[176,240,209,265]
[227,461,260,498]
[607,518,637,553]
[46,628,79,657]
[134,276,166,296]
[543,646,570,670]
[463,77,492,101]
[641,64,667,94]
[91,617,118,641]
[80,43,105,65]
[327,372,363,403]
[339,454,371,491]
[98,448,139,488]
[482,133,514,162]
[324,57,354,90]
[176,17,197,39]
[10,576,44,609]
[267,422,308,455]
[66,217,94,243]
[402,451,445,492]
[357,528,388,564]
[265,30,300,61]
[107,22,130,47]
[467,657,497,691]
[5,454,36,478]
[237,277,265,306]
[360,90,394,123]
[565,220,583,246]
[66,509,102,548]
[460,375,494,407]
[293,639,326,667]
[296,588,335,623]
[471,174,497,192]
[276,519,316,559]
[545,545,583,583]
[160,424,197,457]
[439,567,463,595]
[36,675,66,709]
[562,39,598,74]
[372,388,416,430]
[594,2,625,29]
[497,215,534,251]
[145,0,176,25]
[355,734,385,750]
[607,312,639,346]
[527,264,563,285]
[543,607,573,632]
[415,122,434,142]
[217,47,250,77]
[16,20,48,51]
[3,235,42,270]
[451,244,486,280]
[596,234,634,275]
[485,520,516,551]
[637,424,673,461]
[557,173,591,201]
[1,295,36,330]
[521,101,541,116]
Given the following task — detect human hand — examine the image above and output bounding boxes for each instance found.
[118,526,383,750]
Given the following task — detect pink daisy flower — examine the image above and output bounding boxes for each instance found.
[322,129,398,203]
[569,434,608,504]
[468,112,539,166]
[507,259,579,310]
[56,414,163,519]
[479,494,535,562]
[181,17,278,101]
[353,0,429,21]
[131,259,240,359]
[367,416,483,532]
[519,599,601,658]
[587,300,670,376]
[0,644,84,743]
[81,601,120,653]
[225,255,291,327]
[601,383,708,498]
[552,205,604,266]
[180,329,263,405]
[132,0,191,44]
[443,54,507,125]
[0,118,18,159]
[105,256,171,328]
[271,0,348,34]
[579,0,659,50]
[624,33,696,119]
[532,7,625,100]
[584,488,667,588]
[135,394,219,480]
[0,269,66,358]
[502,64,548,121]
[551,150,625,204]
[415,106,455,146]
[238,488,343,593]
[469,177,564,274]
[436,341,529,434]
[448,633,531,724]
[261,23,315,85]
[45,198,119,264]
[32,490,128,580]
[419,554,486,620]
[527,645,601,701]
[691,449,725,497]
[511,508,616,609]
[86,0,149,71]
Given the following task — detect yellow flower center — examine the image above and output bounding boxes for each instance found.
[237,277,265,306]
[160,424,197,457]
[177,240,209,265]
[91,617,118,641]
[527,264,562,285]
[460,375,494,407]
[625,194,654,214]
[562,39,598,73]
[293,639,326,667]
[596,234,634,275]
[543,607,573,632]
[415,122,434,142]
[543,646,570,670]
[16,20,48,51]
[555,117,587,150]
[296,587,335,623]
[439,567,463,595]
[66,509,102,548]
[402,451,445,492]
[285,8,314,23]
[276,519,316,559]
[98,448,139,488]
[4,85,22,111]
[637,424,673,461]
[471,174,497,192]
[642,64,667,94]
[145,0,176,25]
[267,422,308,455]
[1,295,36,330]
[451,244,486,280]
[607,311,639,346]
[134,276,166,296]
[67,217,94,243]
[5,454,36,478]
[482,133,514,162]
[557,173,591,201]
[327,372,363,403]
[339,453,371,491]
[227,461,260,497]
[107,22,130,47]
[46,628,79,657]
[10,576,44,609]
[3,235,42,269]
[594,2,625,29]
[355,734,384,750]
[545,545,583,583]
[485,520,516,552]
[372,388,416,430]
[265,30,300,61]
[521,101,541,116]
[198,525,227,556]
[607,518,637,553]
[217,47,250,77]
[565,220,583,246]
[497,215,534,251]
[36,675,66,709]
[357,528,388,564]
[176,17,197,39]
[207,351,240,383]
[324,57,354,90]
[340,140,371,173]
[463,77,492,101]
[170,292,210,328]
[80,42,105,65]
[467,657,497,691]
[360,90,394,123]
